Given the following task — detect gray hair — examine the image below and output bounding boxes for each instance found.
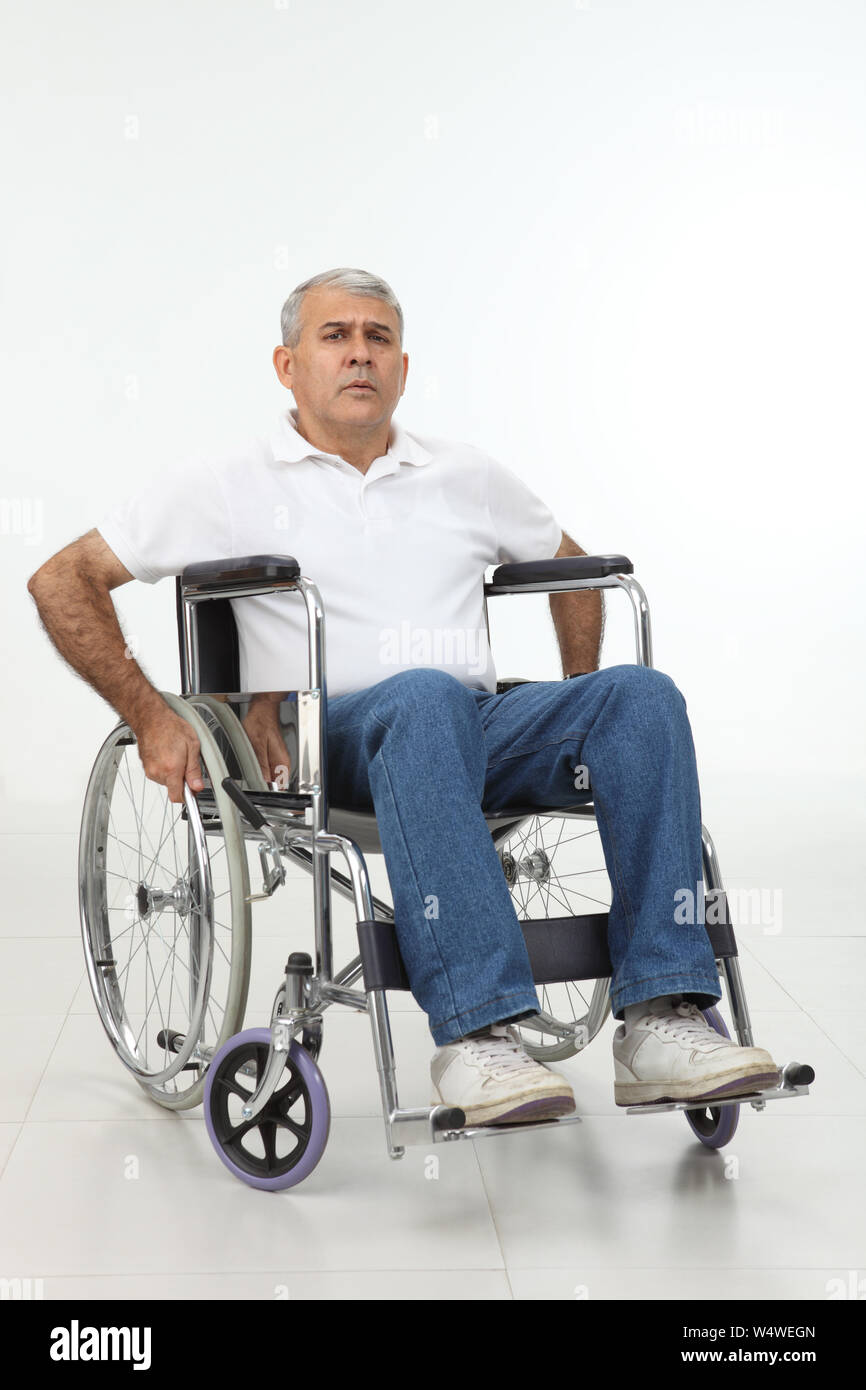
[280,267,404,349]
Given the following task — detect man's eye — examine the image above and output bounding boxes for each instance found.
[325,331,388,342]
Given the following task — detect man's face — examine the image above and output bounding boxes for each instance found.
[274,287,408,434]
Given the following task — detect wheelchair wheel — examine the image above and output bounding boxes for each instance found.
[499,811,611,1061]
[684,1006,741,1148]
[78,692,252,1110]
[204,1028,330,1191]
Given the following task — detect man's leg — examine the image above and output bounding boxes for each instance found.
[324,667,541,1046]
[475,664,722,1019]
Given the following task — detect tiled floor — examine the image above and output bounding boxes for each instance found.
[1,826,864,1301]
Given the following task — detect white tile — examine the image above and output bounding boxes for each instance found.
[808,1011,866,1082]
[726,943,801,1010]
[0,1118,503,1276]
[0,939,84,1015]
[723,872,865,939]
[740,937,866,1011]
[42,1269,512,1299]
[0,802,82,836]
[27,1015,179,1123]
[474,1115,866,1271]
[508,1267,856,1300]
[0,835,80,938]
[741,1010,866,1115]
[68,972,98,1014]
[0,1016,65,1120]
[0,1123,22,1177]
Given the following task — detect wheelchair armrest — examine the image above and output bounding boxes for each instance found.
[181,554,301,597]
[485,555,633,592]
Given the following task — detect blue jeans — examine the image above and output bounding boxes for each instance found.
[324,665,721,1046]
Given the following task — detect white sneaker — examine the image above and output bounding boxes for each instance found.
[613,999,780,1106]
[431,1022,576,1126]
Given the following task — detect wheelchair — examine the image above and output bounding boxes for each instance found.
[78,553,814,1190]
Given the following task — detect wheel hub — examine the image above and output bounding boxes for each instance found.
[499,848,551,884]
[136,878,190,919]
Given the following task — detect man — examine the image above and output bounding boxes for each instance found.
[27,266,780,1127]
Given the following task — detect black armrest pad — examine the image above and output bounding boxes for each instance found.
[487,554,633,588]
[181,555,300,590]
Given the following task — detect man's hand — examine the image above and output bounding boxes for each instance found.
[242,693,293,786]
[135,709,205,805]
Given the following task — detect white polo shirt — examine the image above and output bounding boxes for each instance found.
[96,407,563,698]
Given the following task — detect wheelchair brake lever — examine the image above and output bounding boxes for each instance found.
[249,839,286,901]
[221,777,286,901]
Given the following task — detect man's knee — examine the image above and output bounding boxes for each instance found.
[591,663,686,714]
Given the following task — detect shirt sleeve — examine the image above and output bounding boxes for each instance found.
[95,456,233,584]
[485,454,563,564]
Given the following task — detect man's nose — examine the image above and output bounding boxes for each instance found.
[347,336,372,363]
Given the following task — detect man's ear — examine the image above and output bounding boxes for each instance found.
[273,345,294,389]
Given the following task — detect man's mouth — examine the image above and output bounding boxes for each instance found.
[345,382,375,391]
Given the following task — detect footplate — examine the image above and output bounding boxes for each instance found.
[433,1112,584,1143]
[384,1104,583,1153]
[624,1060,815,1115]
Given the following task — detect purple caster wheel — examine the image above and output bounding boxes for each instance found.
[205,1028,330,1190]
[684,1006,741,1149]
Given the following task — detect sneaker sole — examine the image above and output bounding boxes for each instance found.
[433,1090,576,1127]
[615,1066,781,1107]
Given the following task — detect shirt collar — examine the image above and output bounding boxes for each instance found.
[269,406,432,472]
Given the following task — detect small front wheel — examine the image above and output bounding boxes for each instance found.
[204,1028,330,1190]
[684,1006,741,1148]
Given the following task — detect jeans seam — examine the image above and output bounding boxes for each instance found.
[612,971,721,989]
[433,988,538,1031]
[591,784,638,949]
[485,732,588,769]
[368,710,462,1024]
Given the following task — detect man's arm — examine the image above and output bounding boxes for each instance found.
[548,530,604,675]
[27,530,204,803]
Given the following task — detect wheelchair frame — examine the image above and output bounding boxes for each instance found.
[169,553,813,1163]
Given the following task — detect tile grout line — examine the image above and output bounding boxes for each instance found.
[13,969,89,1134]
[468,1139,516,1298]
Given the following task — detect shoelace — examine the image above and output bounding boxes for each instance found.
[644,1001,723,1044]
[461,1024,538,1075]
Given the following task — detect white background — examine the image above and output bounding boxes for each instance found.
[3,0,865,894]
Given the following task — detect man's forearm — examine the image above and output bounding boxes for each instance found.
[550,588,603,674]
[28,569,167,730]
[549,530,604,674]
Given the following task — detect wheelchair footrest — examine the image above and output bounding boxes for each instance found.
[624,1061,814,1115]
[433,1112,584,1143]
[387,1104,583,1148]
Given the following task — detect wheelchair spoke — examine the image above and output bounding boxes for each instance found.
[260,1120,278,1167]
[80,707,250,1107]
[215,1073,254,1103]
[497,811,611,1060]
